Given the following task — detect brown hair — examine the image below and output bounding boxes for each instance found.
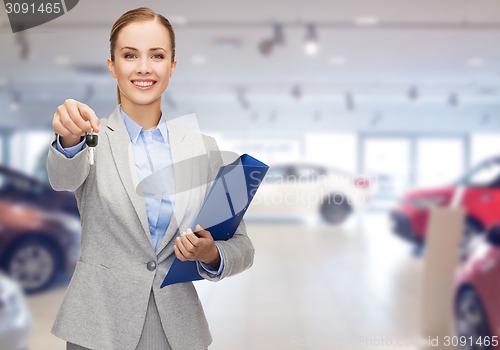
[109,7,176,104]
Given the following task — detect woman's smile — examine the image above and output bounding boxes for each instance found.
[131,79,157,90]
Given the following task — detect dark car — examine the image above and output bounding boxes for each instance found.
[0,165,79,217]
[0,200,81,293]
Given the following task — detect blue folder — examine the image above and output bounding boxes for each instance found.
[160,153,269,288]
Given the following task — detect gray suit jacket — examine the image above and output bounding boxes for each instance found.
[47,105,254,350]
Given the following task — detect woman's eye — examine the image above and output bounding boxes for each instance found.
[152,54,164,59]
[124,53,136,59]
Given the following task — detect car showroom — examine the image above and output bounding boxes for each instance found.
[1,1,499,350]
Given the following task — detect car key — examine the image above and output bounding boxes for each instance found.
[85,128,98,165]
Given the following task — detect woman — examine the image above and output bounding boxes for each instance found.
[47,7,254,350]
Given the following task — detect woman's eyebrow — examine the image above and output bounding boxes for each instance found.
[121,46,166,52]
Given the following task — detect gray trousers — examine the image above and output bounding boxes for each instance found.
[67,290,171,350]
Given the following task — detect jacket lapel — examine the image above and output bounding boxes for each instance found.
[156,123,194,255]
[105,106,155,250]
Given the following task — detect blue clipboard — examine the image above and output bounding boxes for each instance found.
[160,153,269,288]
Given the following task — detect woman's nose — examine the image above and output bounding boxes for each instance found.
[136,58,152,74]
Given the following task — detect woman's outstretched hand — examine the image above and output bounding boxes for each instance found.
[174,224,221,269]
[52,99,100,148]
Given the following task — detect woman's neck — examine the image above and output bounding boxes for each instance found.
[121,97,163,130]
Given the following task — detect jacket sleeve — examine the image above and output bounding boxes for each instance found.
[196,136,255,282]
[46,133,91,192]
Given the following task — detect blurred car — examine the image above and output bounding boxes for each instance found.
[0,200,81,294]
[0,272,32,350]
[390,157,500,248]
[454,224,500,349]
[0,165,79,217]
[248,163,370,224]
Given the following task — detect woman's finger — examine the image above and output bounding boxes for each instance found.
[176,237,194,259]
[78,103,100,133]
[65,100,92,133]
[173,244,186,261]
[57,105,84,136]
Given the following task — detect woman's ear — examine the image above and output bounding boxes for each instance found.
[107,57,117,78]
[169,60,177,78]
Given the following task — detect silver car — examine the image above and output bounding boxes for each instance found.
[0,273,32,350]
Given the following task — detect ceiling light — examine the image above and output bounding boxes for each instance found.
[345,92,355,112]
[191,55,207,65]
[15,32,30,60]
[330,56,346,65]
[354,16,379,26]
[408,86,419,104]
[258,39,274,56]
[304,24,319,56]
[272,23,285,45]
[448,93,459,110]
[237,88,250,110]
[10,91,20,111]
[291,85,303,100]
[466,58,484,67]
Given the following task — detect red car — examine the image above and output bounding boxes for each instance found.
[391,157,500,247]
[454,224,500,349]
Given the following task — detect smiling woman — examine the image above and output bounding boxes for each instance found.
[46,6,254,350]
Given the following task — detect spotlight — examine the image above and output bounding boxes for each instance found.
[408,86,419,104]
[304,24,319,56]
[258,39,274,56]
[15,32,30,60]
[448,93,459,110]
[345,92,355,112]
[272,23,285,46]
[237,88,250,110]
[10,91,20,111]
[291,85,302,100]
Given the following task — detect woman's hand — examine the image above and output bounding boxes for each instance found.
[174,224,221,269]
[52,99,100,148]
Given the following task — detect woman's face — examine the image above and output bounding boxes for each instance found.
[107,20,176,107]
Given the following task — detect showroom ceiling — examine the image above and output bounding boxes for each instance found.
[0,0,499,132]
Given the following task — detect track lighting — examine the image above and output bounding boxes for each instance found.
[304,24,319,56]
[408,86,419,104]
[448,93,459,110]
[345,92,355,112]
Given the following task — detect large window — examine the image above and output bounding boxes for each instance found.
[362,137,411,200]
[416,138,464,187]
[304,133,357,173]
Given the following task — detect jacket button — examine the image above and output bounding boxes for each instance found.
[147,261,157,271]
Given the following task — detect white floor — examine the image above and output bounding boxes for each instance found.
[27,213,425,350]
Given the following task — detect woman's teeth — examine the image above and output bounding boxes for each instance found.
[133,81,154,87]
